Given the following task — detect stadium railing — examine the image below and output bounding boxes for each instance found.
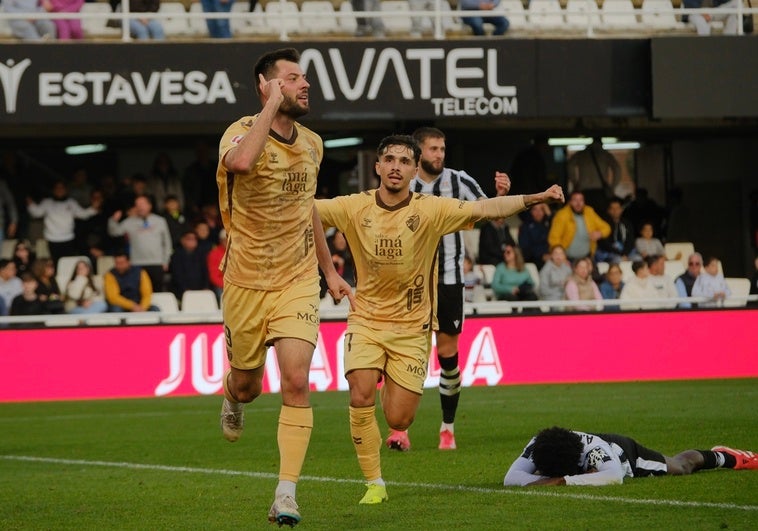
[0,1,756,42]
[0,293,755,328]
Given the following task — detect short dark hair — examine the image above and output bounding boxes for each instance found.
[644,254,663,268]
[254,48,301,97]
[531,426,583,477]
[412,126,445,145]
[376,135,421,164]
[631,260,647,274]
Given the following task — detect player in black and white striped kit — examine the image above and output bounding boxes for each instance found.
[385,127,510,452]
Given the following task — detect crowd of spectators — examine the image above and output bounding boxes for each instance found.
[0,147,223,318]
[0,142,754,319]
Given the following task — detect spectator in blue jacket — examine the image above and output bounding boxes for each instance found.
[459,0,509,36]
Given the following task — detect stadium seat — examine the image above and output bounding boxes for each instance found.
[664,241,695,265]
[496,0,528,30]
[96,255,115,276]
[158,2,192,36]
[265,0,301,35]
[0,13,13,37]
[34,239,50,259]
[595,261,610,275]
[181,289,219,313]
[381,0,413,34]
[230,2,270,36]
[619,260,634,282]
[664,259,685,281]
[565,0,602,31]
[722,277,750,308]
[337,1,358,34]
[461,228,480,263]
[80,2,121,38]
[188,2,208,36]
[528,0,565,30]
[600,0,639,29]
[0,239,17,259]
[151,291,180,313]
[479,264,496,287]
[640,0,684,31]
[525,262,540,290]
[300,0,340,34]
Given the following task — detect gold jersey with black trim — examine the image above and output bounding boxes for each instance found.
[316,190,477,333]
[216,114,323,291]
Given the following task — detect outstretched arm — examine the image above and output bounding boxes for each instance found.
[473,185,564,221]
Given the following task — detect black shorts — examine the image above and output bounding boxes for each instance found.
[436,283,464,336]
[596,433,668,477]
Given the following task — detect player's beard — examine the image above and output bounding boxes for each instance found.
[279,92,309,119]
[420,158,443,176]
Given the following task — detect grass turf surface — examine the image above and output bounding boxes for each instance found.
[1,378,756,530]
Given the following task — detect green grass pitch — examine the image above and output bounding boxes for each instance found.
[1,378,756,530]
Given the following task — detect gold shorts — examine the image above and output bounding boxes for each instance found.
[343,323,432,395]
[222,277,320,370]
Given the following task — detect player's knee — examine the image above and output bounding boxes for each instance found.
[668,450,702,475]
[232,384,262,403]
[280,369,309,394]
[385,410,415,431]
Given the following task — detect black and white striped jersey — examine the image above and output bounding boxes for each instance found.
[411,168,486,285]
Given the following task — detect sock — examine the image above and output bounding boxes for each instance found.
[222,370,238,403]
[277,405,313,483]
[275,480,296,499]
[438,353,461,424]
[349,405,382,482]
[440,422,454,434]
[699,449,736,469]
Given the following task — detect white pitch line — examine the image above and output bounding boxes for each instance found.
[2,455,757,512]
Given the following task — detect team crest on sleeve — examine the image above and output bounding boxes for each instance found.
[406,214,420,232]
[231,135,243,145]
[586,446,612,469]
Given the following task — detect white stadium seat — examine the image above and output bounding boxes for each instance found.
[181,289,219,313]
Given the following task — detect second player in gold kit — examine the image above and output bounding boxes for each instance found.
[316,134,565,505]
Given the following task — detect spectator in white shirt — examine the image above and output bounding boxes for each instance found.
[692,256,731,307]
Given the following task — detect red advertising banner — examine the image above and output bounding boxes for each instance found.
[1,310,756,403]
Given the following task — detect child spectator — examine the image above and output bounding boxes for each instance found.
[64,259,107,314]
[462,255,482,303]
[564,257,602,311]
[32,257,64,314]
[10,272,48,316]
[0,259,23,315]
[634,222,665,259]
[599,262,624,311]
[692,256,731,307]
[538,245,572,305]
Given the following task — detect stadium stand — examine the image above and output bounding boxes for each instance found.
[528,0,566,30]
[600,0,641,30]
[159,2,194,37]
[152,291,181,313]
[461,228,480,263]
[300,0,341,34]
[0,239,15,260]
[665,241,695,267]
[180,289,219,312]
[723,277,751,307]
[380,0,413,34]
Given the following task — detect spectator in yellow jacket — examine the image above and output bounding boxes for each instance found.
[548,191,611,261]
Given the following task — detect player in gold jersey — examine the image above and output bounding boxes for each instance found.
[215,48,353,528]
[316,135,564,505]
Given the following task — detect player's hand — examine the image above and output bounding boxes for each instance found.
[325,272,356,311]
[542,185,564,204]
[258,73,284,106]
[495,171,511,196]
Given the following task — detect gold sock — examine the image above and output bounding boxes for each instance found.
[277,405,313,482]
[349,405,382,482]
[222,370,237,403]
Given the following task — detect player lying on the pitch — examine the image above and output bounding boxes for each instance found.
[504,426,758,486]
